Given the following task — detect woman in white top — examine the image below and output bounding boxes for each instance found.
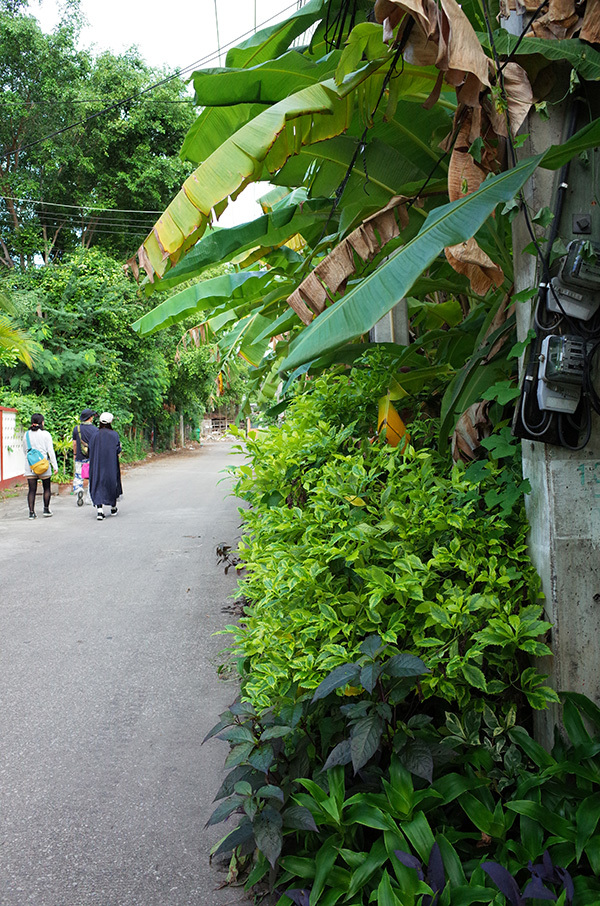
[22,413,58,519]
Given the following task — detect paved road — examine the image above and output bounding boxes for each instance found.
[0,444,250,906]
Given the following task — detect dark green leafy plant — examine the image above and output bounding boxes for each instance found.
[205,687,600,905]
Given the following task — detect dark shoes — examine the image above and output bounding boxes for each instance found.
[28,511,36,519]
[111,507,118,515]
[97,509,105,521]
[43,508,52,517]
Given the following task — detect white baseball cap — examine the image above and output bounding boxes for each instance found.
[99,412,114,424]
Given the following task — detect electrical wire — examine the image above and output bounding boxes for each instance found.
[214,0,222,66]
[0,222,155,237]
[558,399,592,449]
[3,196,165,214]
[33,212,158,228]
[583,338,600,415]
[497,0,550,73]
[19,98,194,106]
[520,389,554,436]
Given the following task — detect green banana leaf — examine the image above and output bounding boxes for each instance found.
[272,135,446,233]
[540,116,600,169]
[181,52,343,165]
[218,311,275,367]
[486,30,600,81]
[351,97,453,171]
[131,272,268,336]
[253,307,300,345]
[438,310,517,446]
[225,0,327,69]
[280,154,544,372]
[259,185,299,211]
[146,197,336,294]
[141,63,386,277]
[181,103,267,166]
[190,51,341,108]
[0,313,35,368]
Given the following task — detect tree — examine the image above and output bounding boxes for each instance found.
[0,4,195,266]
[1,248,169,424]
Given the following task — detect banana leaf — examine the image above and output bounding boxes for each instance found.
[486,31,600,81]
[350,98,453,171]
[540,116,600,169]
[181,52,345,165]
[280,154,544,372]
[273,137,446,235]
[140,63,387,277]
[438,314,517,446]
[131,271,268,336]
[218,311,275,367]
[253,308,300,345]
[190,51,341,108]
[181,103,267,166]
[146,197,336,294]
[225,0,328,69]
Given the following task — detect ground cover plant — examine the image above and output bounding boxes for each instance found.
[202,357,600,904]
[207,681,600,905]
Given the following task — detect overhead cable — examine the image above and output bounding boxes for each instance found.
[4,196,165,214]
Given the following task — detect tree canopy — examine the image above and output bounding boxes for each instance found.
[0,2,195,267]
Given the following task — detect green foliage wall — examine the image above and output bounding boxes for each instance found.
[207,358,600,906]
[229,359,550,716]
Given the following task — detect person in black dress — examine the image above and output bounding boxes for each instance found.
[89,412,123,521]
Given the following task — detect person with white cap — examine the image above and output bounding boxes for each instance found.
[72,408,98,506]
[88,412,123,520]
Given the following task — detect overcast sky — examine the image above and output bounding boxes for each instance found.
[35,0,294,72]
[34,0,297,225]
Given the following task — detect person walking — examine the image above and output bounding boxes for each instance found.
[72,408,98,506]
[89,412,122,521]
[22,413,58,519]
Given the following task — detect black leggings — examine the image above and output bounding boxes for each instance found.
[28,477,51,513]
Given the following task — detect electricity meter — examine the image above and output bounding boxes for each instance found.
[537,334,585,414]
[547,240,600,321]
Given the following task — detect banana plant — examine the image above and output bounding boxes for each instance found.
[129,0,600,446]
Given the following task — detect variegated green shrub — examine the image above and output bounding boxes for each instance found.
[227,365,551,716]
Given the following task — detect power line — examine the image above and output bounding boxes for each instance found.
[4,196,166,214]
[0,220,152,237]
[0,214,157,229]
[1,2,300,162]
[23,98,195,105]
[214,0,222,66]
[38,217,157,230]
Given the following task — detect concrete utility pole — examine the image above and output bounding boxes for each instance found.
[508,26,600,744]
[370,299,410,346]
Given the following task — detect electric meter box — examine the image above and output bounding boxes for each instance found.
[548,240,600,321]
[537,334,585,414]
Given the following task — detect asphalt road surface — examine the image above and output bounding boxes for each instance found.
[0,443,250,906]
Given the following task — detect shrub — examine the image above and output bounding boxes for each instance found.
[207,655,600,905]
[227,368,549,716]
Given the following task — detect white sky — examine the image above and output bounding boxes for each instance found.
[34,0,297,225]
